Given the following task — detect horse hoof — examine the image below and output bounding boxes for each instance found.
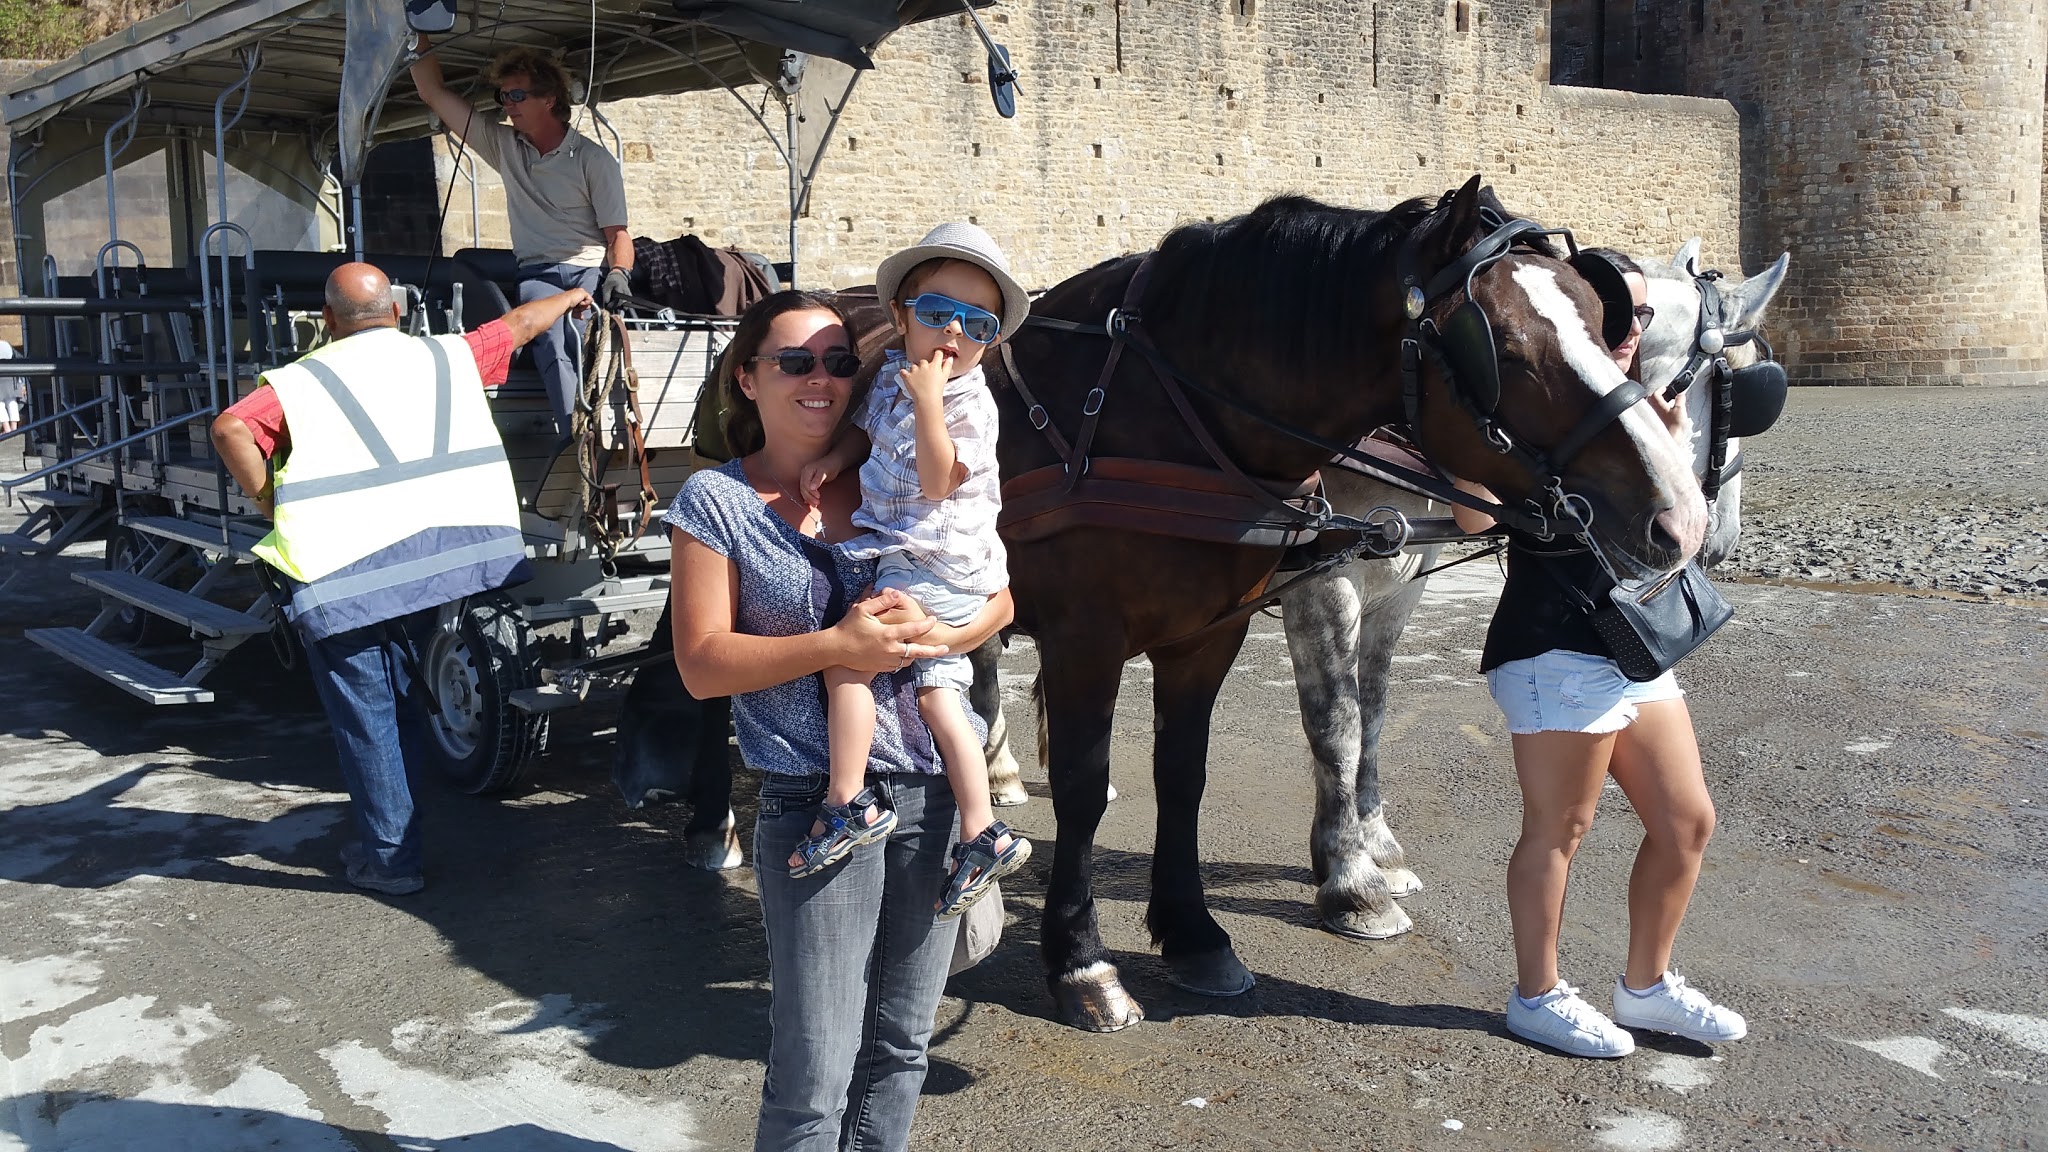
[683,824,744,872]
[1164,949,1256,997]
[990,780,1030,807]
[1050,963,1146,1032]
[1383,868,1425,899]
[1321,901,1413,941]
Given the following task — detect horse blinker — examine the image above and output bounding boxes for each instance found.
[1727,359,1788,438]
[1438,300,1502,416]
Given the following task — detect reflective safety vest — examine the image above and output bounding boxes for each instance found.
[251,326,529,641]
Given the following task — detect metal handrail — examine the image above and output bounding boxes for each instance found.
[0,395,106,444]
[199,221,256,546]
[0,407,214,492]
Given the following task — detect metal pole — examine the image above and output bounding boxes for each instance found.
[102,89,146,252]
[8,135,41,315]
[213,48,261,225]
[350,183,365,262]
[785,99,799,288]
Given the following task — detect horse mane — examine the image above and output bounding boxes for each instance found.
[1143,194,1434,380]
[1141,186,1542,381]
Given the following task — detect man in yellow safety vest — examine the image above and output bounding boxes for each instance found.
[212,263,591,895]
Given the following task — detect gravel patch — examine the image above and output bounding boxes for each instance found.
[1725,386,2048,598]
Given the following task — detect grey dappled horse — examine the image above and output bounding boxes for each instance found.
[973,241,1789,946]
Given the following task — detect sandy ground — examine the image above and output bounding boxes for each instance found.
[1,390,2044,1151]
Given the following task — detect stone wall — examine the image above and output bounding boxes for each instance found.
[438,0,1745,295]
[1637,1,2048,386]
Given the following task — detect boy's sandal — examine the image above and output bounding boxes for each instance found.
[936,821,1032,920]
[788,786,899,878]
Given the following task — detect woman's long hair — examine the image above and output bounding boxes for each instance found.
[712,290,849,459]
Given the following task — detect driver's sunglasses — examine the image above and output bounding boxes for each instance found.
[1632,303,1656,329]
[749,349,861,378]
[903,292,1002,344]
[497,87,531,105]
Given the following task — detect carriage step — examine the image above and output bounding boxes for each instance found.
[72,569,270,638]
[124,514,265,558]
[16,487,96,508]
[24,627,213,704]
[0,504,112,556]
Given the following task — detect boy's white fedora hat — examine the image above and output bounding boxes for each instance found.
[874,222,1030,340]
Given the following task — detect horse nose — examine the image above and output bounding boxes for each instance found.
[1650,502,1706,561]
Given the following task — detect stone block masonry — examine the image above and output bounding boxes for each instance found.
[437,0,1744,308]
[1631,1,2048,387]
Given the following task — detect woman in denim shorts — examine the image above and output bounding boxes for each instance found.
[1451,251,1747,1060]
[668,291,1014,1150]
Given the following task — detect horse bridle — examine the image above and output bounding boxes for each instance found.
[1663,267,1788,501]
[1395,204,1652,540]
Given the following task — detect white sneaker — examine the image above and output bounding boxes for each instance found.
[1611,972,1748,1043]
[1506,980,1635,1058]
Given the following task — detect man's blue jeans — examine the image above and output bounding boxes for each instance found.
[518,262,604,438]
[752,771,959,1152]
[300,609,436,881]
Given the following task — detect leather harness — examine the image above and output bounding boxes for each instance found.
[989,202,1668,646]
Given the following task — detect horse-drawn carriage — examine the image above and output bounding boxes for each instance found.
[0,0,1010,791]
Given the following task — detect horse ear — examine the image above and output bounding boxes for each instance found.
[1722,252,1791,332]
[1674,237,1703,276]
[1431,174,1487,264]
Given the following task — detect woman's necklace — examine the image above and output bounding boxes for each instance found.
[745,456,822,538]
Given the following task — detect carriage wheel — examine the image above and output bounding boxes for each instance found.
[410,592,549,795]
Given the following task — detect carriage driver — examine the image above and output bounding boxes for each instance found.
[211,264,595,896]
[410,37,633,439]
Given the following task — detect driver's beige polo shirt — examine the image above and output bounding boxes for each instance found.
[466,119,628,269]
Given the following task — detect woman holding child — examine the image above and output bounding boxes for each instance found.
[668,224,1028,1150]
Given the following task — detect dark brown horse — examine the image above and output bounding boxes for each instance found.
[973,177,1704,1030]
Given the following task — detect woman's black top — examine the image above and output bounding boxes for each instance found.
[1478,529,1615,672]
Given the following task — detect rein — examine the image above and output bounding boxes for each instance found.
[571,308,657,577]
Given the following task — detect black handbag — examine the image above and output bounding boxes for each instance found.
[1542,555,1734,682]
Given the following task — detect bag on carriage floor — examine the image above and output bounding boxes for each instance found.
[1581,560,1733,683]
[948,881,1004,976]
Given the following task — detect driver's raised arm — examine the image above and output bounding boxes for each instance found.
[408,34,481,146]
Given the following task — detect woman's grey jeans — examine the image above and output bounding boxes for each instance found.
[753,771,960,1152]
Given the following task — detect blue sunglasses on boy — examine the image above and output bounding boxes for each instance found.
[902,293,1002,344]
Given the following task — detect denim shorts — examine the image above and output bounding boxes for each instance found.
[1485,649,1684,735]
[875,552,985,693]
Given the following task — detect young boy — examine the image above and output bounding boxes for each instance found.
[787,222,1031,919]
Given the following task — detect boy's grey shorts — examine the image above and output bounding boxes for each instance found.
[875,552,988,693]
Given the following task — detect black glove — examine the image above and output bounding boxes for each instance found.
[601,267,634,310]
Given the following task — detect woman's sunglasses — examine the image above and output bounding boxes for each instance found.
[498,88,532,105]
[748,349,862,378]
[902,293,1001,344]
[1631,303,1656,330]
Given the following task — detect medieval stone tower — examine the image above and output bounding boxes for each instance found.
[1562,1,2048,387]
